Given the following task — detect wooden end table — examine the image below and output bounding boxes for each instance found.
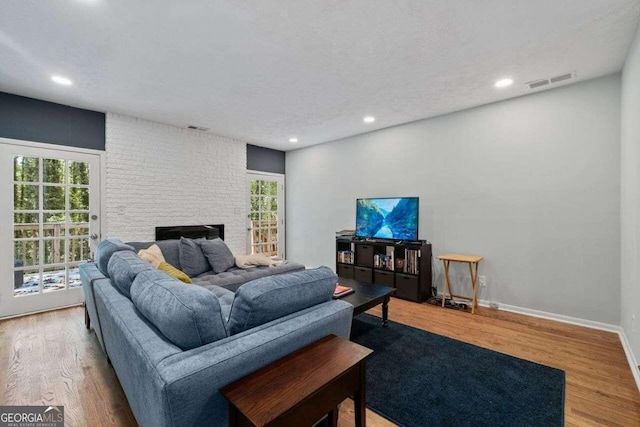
[437,253,484,314]
[220,334,373,427]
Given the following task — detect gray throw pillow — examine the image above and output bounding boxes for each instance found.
[179,237,211,277]
[200,238,235,273]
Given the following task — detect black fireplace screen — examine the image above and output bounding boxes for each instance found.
[155,224,225,241]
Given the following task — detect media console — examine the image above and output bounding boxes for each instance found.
[336,237,432,302]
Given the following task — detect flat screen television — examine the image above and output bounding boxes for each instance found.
[355,197,419,241]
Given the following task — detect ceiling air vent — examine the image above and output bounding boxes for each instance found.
[549,73,573,84]
[185,125,210,132]
[528,79,549,89]
[526,72,575,90]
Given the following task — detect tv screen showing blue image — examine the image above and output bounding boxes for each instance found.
[355,197,419,240]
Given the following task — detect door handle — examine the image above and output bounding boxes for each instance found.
[90,233,99,240]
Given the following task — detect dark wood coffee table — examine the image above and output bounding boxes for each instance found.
[221,334,373,427]
[336,278,395,327]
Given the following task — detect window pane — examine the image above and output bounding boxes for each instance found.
[14,240,39,266]
[68,265,81,288]
[259,181,268,195]
[70,212,89,223]
[69,161,89,185]
[14,212,39,224]
[69,187,89,210]
[250,180,259,195]
[69,224,89,237]
[269,181,278,196]
[14,184,39,210]
[43,186,65,210]
[43,159,66,184]
[14,269,40,296]
[43,266,66,293]
[44,212,66,223]
[69,238,89,262]
[44,239,66,264]
[42,221,67,241]
[14,156,39,182]
[14,224,38,239]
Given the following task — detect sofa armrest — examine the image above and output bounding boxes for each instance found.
[94,279,183,427]
[158,300,353,427]
[79,262,109,352]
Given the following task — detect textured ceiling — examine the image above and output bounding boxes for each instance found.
[1,1,639,151]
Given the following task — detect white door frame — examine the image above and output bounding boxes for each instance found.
[0,137,105,318]
[246,170,285,258]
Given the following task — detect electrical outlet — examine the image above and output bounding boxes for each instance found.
[479,276,486,287]
[489,302,499,310]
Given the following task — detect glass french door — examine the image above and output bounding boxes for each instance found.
[0,141,101,318]
[247,172,285,258]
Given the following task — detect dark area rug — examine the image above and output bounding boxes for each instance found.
[350,314,565,427]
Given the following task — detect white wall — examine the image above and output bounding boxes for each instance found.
[105,113,247,254]
[287,75,621,324]
[621,24,640,361]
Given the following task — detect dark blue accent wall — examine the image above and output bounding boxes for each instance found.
[0,92,105,150]
[246,144,285,174]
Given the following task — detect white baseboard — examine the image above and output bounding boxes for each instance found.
[0,303,84,320]
[618,328,640,392]
[479,300,620,333]
[439,293,640,391]
[480,299,640,392]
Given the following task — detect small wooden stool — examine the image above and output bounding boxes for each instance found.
[437,254,484,314]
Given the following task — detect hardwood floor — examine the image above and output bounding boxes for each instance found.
[1,301,639,426]
[0,306,136,426]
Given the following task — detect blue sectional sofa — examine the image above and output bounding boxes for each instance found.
[80,239,353,427]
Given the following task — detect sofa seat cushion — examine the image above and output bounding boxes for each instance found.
[192,262,305,290]
[131,270,228,350]
[107,251,156,298]
[226,266,337,335]
[206,285,235,320]
[96,239,135,276]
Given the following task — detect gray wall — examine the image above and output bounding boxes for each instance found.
[247,144,285,174]
[621,25,640,361]
[0,92,105,150]
[286,74,621,325]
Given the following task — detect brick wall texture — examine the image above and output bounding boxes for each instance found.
[105,113,247,254]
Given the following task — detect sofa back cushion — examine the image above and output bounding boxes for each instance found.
[179,237,211,277]
[107,251,156,298]
[130,270,228,350]
[96,239,135,276]
[227,266,337,335]
[127,240,182,270]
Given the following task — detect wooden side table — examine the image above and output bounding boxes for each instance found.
[220,334,373,427]
[437,253,484,314]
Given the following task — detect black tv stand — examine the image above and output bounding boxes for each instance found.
[336,237,432,302]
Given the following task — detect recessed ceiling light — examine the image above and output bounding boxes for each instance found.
[494,78,513,88]
[51,75,73,86]
[289,137,298,143]
[363,116,375,123]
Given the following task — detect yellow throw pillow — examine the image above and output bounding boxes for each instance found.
[138,244,166,268]
[158,261,193,284]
